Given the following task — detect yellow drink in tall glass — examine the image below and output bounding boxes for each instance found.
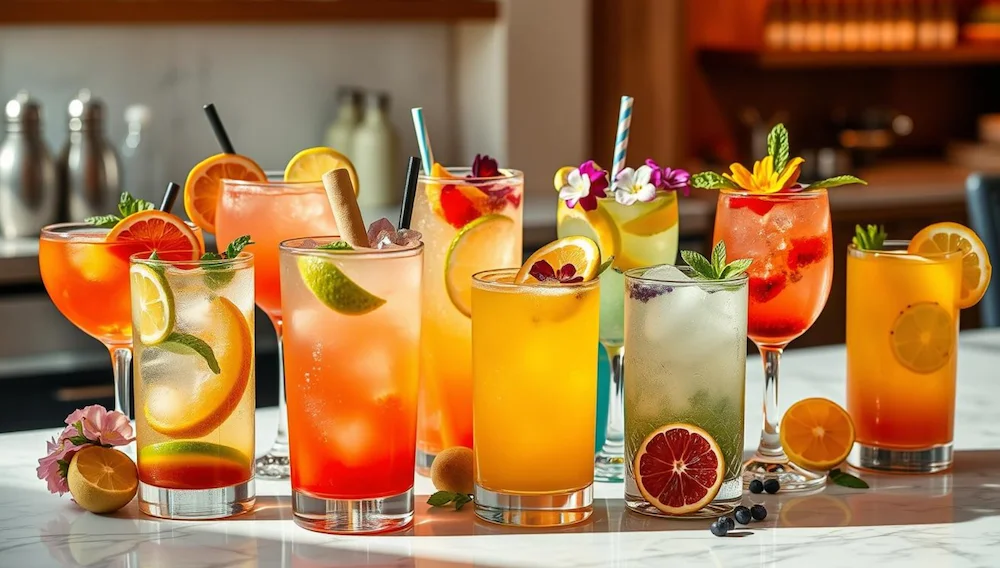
[471,268,599,526]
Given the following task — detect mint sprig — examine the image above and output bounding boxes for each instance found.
[596,256,615,277]
[690,171,739,191]
[317,241,354,251]
[203,235,253,289]
[852,224,887,251]
[85,192,155,228]
[830,468,869,489]
[680,241,752,280]
[809,175,867,189]
[767,123,790,173]
[427,491,473,511]
[158,333,221,374]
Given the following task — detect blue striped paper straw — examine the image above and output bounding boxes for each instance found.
[410,107,435,175]
[610,95,634,183]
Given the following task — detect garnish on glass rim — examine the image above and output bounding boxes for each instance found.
[852,224,887,251]
[427,490,473,510]
[318,241,354,251]
[200,235,254,289]
[555,159,689,211]
[690,124,867,193]
[680,241,752,280]
[85,192,156,228]
[515,236,605,284]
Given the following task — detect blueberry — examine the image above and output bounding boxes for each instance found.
[751,504,767,521]
[709,520,729,537]
[748,479,764,494]
[764,479,780,494]
[733,505,752,525]
[716,516,735,531]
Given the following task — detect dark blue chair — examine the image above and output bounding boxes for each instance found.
[965,173,1000,328]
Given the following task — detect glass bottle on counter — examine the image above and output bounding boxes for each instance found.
[324,88,361,160]
[353,91,398,209]
[120,104,162,204]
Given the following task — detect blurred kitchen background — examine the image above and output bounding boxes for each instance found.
[1,0,998,431]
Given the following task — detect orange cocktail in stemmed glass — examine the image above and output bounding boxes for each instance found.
[39,194,203,420]
[694,123,865,492]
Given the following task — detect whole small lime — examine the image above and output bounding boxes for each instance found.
[430,446,474,495]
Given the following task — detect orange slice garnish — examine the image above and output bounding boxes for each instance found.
[183,153,266,234]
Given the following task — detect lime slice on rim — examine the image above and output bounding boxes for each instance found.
[445,214,519,317]
[297,257,386,315]
[130,263,174,345]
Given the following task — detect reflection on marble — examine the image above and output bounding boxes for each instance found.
[1,330,998,567]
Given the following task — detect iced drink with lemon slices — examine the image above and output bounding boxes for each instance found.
[847,223,992,473]
[131,250,256,519]
[280,235,422,534]
[411,160,523,473]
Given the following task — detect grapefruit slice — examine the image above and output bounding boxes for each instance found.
[184,153,267,234]
[106,210,202,262]
[633,423,725,515]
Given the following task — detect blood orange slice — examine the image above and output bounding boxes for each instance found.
[106,210,202,262]
[633,423,725,515]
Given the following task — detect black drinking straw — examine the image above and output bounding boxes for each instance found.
[203,103,235,154]
[159,182,180,213]
[399,156,421,230]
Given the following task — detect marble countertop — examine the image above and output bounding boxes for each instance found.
[1,329,997,567]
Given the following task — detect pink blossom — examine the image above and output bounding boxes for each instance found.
[36,434,80,495]
[558,160,609,212]
[64,405,134,447]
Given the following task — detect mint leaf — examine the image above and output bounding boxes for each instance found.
[318,241,353,251]
[710,240,727,275]
[454,494,473,510]
[427,491,460,507]
[596,256,615,277]
[158,333,221,374]
[720,258,752,279]
[85,214,121,228]
[201,252,222,261]
[225,235,254,259]
[57,459,70,479]
[118,192,155,218]
[852,224,887,251]
[690,171,739,190]
[808,175,867,189]
[830,468,869,489]
[681,250,717,279]
[767,123,790,172]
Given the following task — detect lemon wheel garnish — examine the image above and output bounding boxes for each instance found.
[445,214,519,317]
[515,236,601,284]
[890,302,955,374]
[553,166,576,192]
[556,201,619,260]
[909,222,992,309]
[285,147,359,195]
[130,264,174,345]
[620,192,679,236]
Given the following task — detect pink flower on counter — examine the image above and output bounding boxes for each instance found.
[37,435,79,495]
[65,405,134,447]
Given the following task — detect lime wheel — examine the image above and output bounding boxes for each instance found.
[633,423,725,515]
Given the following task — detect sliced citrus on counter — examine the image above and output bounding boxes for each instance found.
[184,153,266,233]
[130,263,174,345]
[516,236,601,284]
[143,297,253,439]
[633,423,725,515]
[556,200,620,261]
[780,398,855,472]
[445,214,519,317]
[889,301,956,374]
[106,210,202,262]
[909,222,992,308]
[297,255,386,315]
[285,147,359,195]
[67,446,138,514]
[620,192,679,236]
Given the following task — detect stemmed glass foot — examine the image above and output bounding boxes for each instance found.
[743,456,826,492]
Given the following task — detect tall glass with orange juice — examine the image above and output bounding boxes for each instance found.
[280,234,422,534]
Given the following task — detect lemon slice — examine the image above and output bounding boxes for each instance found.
[130,263,174,345]
[553,166,576,191]
[890,301,955,374]
[909,222,992,309]
[297,256,385,315]
[184,153,267,234]
[67,446,138,514]
[556,200,620,260]
[516,236,601,284]
[620,192,679,236]
[285,147,359,195]
[445,214,519,317]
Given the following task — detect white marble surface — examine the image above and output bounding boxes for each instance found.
[1,329,998,567]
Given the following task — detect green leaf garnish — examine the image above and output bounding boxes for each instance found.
[225,235,253,259]
[596,256,615,277]
[57,459,70,479]
[158,333,221,374]
[830,468,869,489]
[201,252,222,261]
[65,420,93,446]
[680,241,752,280]
[767,123,790,173]
[317,241,354,251]
[427,491,473,511]
[202,236,254,288]
[84,214,121,229]
[690,171,739,190]
[85,192,156,228]
[808,175,867,189]
[852,224,887,251]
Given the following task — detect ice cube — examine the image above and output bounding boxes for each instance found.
[642,264,693,283]
[328,415,375,467]
[768,206,793,232]
[641,281,707,344]
[300,238,319,249]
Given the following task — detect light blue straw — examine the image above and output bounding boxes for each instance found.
[611,95,634,183]
[410,107,435,175]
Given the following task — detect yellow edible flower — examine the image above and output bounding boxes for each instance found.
[723,155,804,194]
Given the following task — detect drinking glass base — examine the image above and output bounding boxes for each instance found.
[415,448,435,477]
[594,453,625,483]
[474,484,593,527]
[255,446,290,479]
[849,442,952,473]
[139,479,255,520]
[292,488,414,534]
[743,455,826,492]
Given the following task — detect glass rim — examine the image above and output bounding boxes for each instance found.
[221,178,328,194]
[471,267,601,291]
[279,236,424,259]
[417,167,524,184]
[130,250,253,268]
[624,264,748,287]
[719,187,827,198]
[848,239,963,260]
[41,220,202,238]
